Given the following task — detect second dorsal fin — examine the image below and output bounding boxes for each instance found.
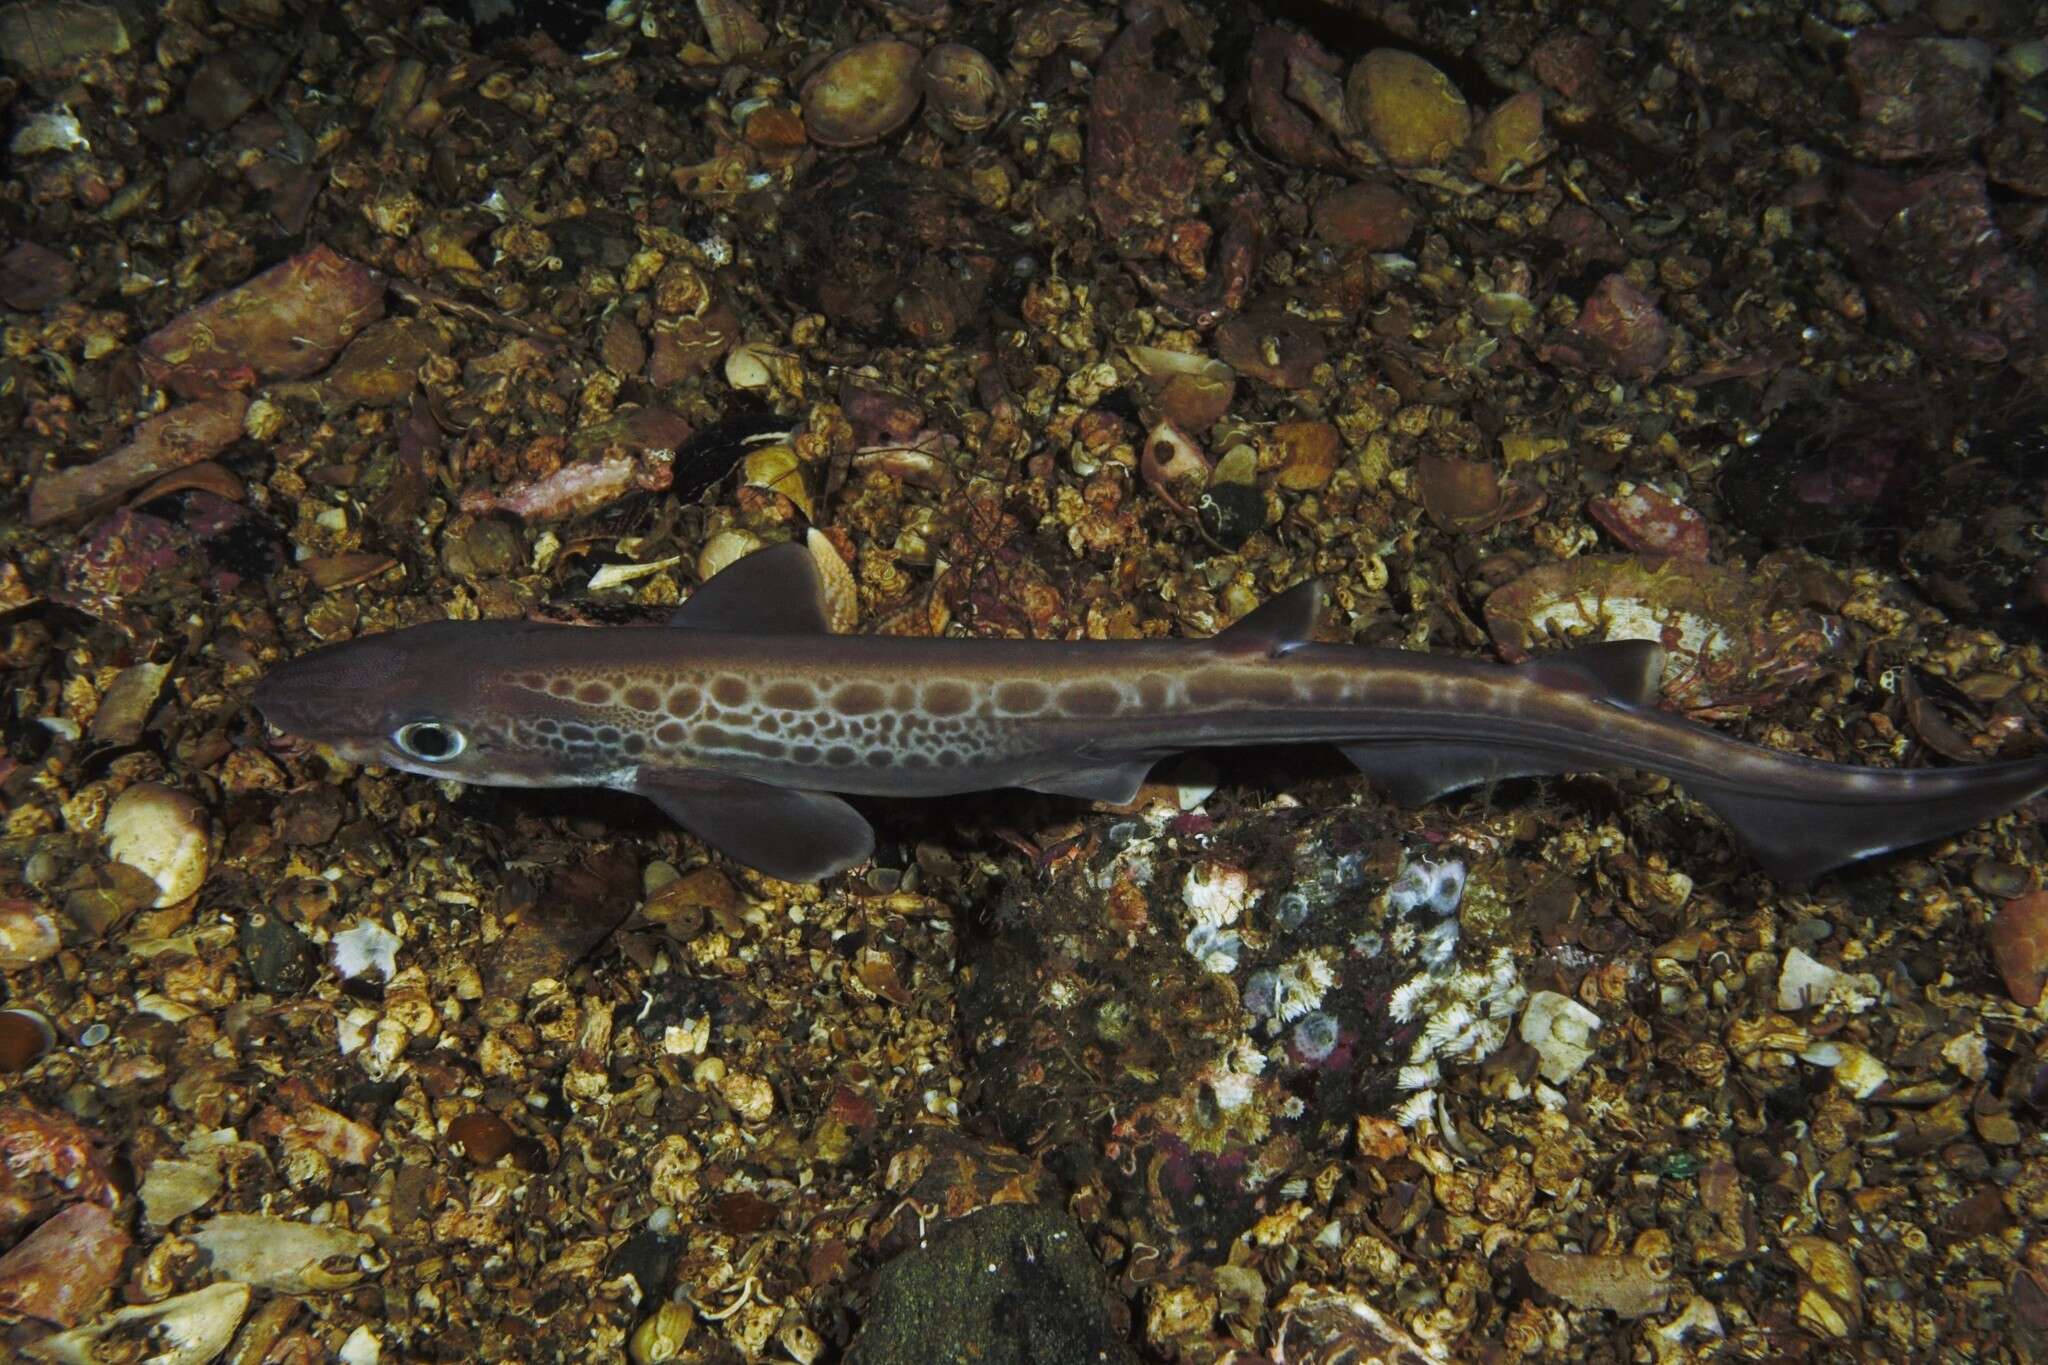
[1212,580,1323,658]
[1519,639,1667,708]
[670,543,831,634]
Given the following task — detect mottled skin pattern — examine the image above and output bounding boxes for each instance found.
[255,609,2048,883]
[252,545,2048,882]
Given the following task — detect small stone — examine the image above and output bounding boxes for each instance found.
[0,1201,131,1326]
[240,913,315,995]
[276,786,345,847]
[1198,481,1266,550]
[1989,890,2048,1007]
[442,517,522,579]
[1271,421,1341,491]
[1587,483,1710,561]
[801,39,924,148]
[1347,49,1472,168]
[448,1112,516,1164]
[1470,90,1549,187]
[1524,1250,1671,1318]
[1560,274,1672,381]
[1776,947,1880,1014]
[1311,182,1418,252]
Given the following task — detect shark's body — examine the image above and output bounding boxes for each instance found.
[254,543,2048,883]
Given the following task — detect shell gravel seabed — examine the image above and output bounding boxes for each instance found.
[1,0,2047,1360]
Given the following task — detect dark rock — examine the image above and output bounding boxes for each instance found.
[848,1203,1134,1365]
[240,912,315,995]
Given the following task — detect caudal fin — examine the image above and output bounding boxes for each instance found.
[1688,756,2048,882]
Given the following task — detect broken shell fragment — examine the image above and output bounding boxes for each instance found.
[1347,49,1471,168]
[725,341,802,394]
[800,39,924,148]
[697,529,765,582]
[26,1282,250,1365]
[0,900,60,971]
[103,782,210,908]
[1142,417,1211,510]
[1214,308,1328,390]
[921,43,1004,132]
[1128,346,1236,433]
[1271,420,1342,490]
[742,445,814,519]
[1520,990,1601,1084]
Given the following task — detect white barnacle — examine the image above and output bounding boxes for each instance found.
[1229,1036,1268,1076]
[1387,857,1467,916]
[1184,922,1243,975]
[1425,860,1467,914]
[1388,973,1432,1024]
[1419,1000,1476,1056]
[1396,1059,1441,1091]
[1418,918,1461,970]
[1394,1089,1437,1129]
[1271,956,1333,1023]
[1183,863,1260,927]
[1209,1068,1257,1112]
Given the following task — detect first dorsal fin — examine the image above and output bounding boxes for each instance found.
[670,542,831,634]
[1519,639,1667,708]
[1212,579,1323,658]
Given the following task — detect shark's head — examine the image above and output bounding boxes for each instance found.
[253,621,583,787]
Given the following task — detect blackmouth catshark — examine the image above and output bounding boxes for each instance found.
[253,542,2048,884]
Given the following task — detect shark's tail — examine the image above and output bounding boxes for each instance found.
[1686,755,2048,882]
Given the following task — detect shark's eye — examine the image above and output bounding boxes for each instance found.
[394,721,465,762]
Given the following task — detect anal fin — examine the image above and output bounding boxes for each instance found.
[1022,756,1162,804]
[632,770,873,882]
[1340,740,1577,806]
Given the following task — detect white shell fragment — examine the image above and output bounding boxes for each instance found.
[1776,947,1880,1014]
[1519,990,1602,1084]
[1800,1040,1891,1099]
[139,1156,224,1227]
[103,782,210,907]
[24,1282,251,1365]
[332,921,401,982]
[588,554,683,592]
[187,1213,372,1293]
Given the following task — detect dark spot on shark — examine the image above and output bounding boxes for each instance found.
[834,682,886,714]
[763,680,819,710]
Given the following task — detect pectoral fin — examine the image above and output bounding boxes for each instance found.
[632,771,874,882]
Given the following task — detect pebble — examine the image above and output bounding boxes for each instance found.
[1348,49,1471,167]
